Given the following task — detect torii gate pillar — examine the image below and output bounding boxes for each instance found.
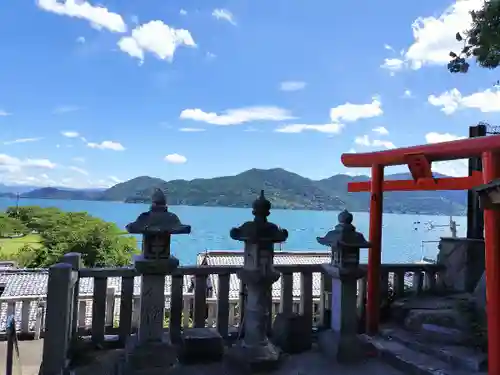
[341,134,500,375]
[366,165,383,335]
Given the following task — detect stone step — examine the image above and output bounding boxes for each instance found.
[359,334,482,375]
[379,326,487,373]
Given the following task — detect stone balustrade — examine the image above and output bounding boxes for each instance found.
[22,189,445,374]
[0,262,441,338]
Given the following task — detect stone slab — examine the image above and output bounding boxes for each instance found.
[125,334,178,372]
[317,330,365,364]
[134,255,179,274]
[179,327,224,364]
[359,334,479,375]
[225,341,282,373]
[380,325,487,372]
[271,312,312,354]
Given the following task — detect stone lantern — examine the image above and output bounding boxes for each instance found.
[227,190,288,372]
[126,188,191,344]
[317,209,370,363]
[317,209,367,269]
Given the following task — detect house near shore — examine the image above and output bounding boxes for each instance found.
[0,251,333,335]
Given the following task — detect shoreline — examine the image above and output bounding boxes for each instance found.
[0,196,466,217]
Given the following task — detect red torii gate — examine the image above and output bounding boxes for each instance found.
[341,135,500,375]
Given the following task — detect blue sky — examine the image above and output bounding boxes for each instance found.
[1,0,499,188]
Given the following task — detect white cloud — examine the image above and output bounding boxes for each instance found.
[180,106,295,126]
[428,88,500,115]
[179,127,206,132]
[61,131,80,138]
[164,153,187,164]
[372,139,396,149]
[425,132,468,176]
[72,157,85,163]
[0,110,11,116]
[330,97,383,123]
[3,138,43,145]
[275,123,344,134]
[425,131,466,144]
[53,105,80,114]
[76,36,85,44]
[279,81,307,91]
[87,140,125,151]
[354,134,395,149]
[69,166,89,176]
[36,0,127,33]
[109,176,122,184]
[118,20,196,64]
[372,126,389,135]
[206,52,216,60]
[403,89,413,98]
[212,9,236,25]
[179,9,187,16]
[381,58,404,72]
[275,98,382,135]
[354,135,371,146]
[244,127,259,132]
[0,154,57,174]
[382,0,484,70]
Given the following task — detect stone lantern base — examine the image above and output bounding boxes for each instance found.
[134,254,180,274]
[318,263,366,363]
[226,340,281,373]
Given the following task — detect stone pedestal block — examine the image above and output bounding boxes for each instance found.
[437,237,484,293]
[179,327,224,364]
[134,255,179,275]
[226,341,281,373]
[317,330,364,363]
[125,334,178,373]
[271,312,312,354]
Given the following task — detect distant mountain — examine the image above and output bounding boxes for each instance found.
[15,168,468,215]
[0,184,39,194]
[21,187,103,201]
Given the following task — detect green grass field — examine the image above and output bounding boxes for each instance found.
[0,234,42,259]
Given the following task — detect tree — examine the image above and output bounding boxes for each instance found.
[4,206,139,268]
[0,214,29,238]
[448,0,500,77]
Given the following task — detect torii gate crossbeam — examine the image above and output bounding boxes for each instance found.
[341,134,500,375]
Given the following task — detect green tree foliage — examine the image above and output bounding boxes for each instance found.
[448,0,500,76]
[0,213,29,237]
[3,206,138,267]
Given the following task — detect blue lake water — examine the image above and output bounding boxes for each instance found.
[0,198,466,266]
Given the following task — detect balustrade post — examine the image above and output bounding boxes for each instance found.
[40,263,74,375]
[226,190,288,372]
[317,210,370,363]
[125,189,190,371]
[62,252,81,346]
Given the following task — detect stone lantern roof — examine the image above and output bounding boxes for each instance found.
[126,188,191,235]
[317,210,370,249]
[230,190,288,243]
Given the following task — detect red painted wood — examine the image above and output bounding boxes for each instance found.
[341,134,500,167]
[482,151,500,375]
[404,154,433,180]
[348,172,483,192]
[366,165,383,335]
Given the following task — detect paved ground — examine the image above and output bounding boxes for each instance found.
[0,339,405,375]
[0,339,43,375]
[169,348,405,375]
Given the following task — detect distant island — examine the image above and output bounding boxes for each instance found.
[0,168,467,216]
